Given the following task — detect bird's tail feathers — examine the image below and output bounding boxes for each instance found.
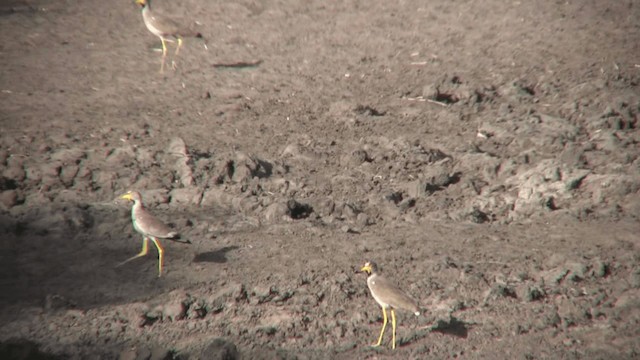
[167,231,180,238]
[168,234,192,244]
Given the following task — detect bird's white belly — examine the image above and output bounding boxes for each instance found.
[144,17,163,37]
[132,216,145,235]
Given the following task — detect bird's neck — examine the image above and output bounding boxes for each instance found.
[131,200,143,212]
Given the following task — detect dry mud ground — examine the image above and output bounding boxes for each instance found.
[0,0,639,359]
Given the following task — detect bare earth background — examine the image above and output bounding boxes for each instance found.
[0,0,639,359]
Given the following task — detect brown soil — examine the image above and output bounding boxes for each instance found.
[1,0,639,359]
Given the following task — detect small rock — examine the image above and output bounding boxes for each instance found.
[251,285,273,304]
[314,198,335,216]
[106,147,136,167]
[174,160,194,187]
[356,212,373,226]
[2,164,25,183]
[167,137,189,157]
[198,338,238,360]
[0,190,19,209]
[424,164,456,188]
[517,285,545,302]
[541,267,569,285]
[51,148,86,164]
[562,338,575,347]
[200,187,233,207]
[118,347,137,360]
[59,165,79,188]
[162,301,186,322]
[544,307,561,328]
[384,191,403,204]
[341,149,370,167]
[564,170,590,191]
[170,187,202,206]
[206,283,246,313]
[422,84,439,99]
[592,259,609,278]
[397,197,416,212]
[232,196,260,213]
[340,225,357,233]
[286,199,313,219]
[338,202,360,221]
[559,144,587,168]
[24,166,43,186]
[466,207,490,224]
[264,202,288,223]
[567,262,587,282]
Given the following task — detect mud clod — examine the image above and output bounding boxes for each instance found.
[0,0,638,358]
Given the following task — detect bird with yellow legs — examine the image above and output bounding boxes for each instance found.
[135,0,203,73]
[360,261,421,349]
[118,191,190,276]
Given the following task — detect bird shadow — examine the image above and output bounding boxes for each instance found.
[193,246,239,264]
[430,316,470,338]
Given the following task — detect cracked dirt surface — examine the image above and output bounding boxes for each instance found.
[0,0,639,359]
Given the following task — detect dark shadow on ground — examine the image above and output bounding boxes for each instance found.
[193,246,239,263]
[431,317,469,338]
[0,204,237,313]
[0,339,62,360]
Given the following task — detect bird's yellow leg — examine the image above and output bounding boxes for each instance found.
[150,237,164,277]
[117,237,149,267]
[160,37,168,73]
[171,38,183,70]
[175,38,183,56]
[374,307,388,347]
[160,37,168,57]
[391,309,397,350]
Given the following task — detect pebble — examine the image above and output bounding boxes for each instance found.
[0,189,19,208]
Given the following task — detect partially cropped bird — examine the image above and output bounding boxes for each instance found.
[360,261,421,349]
[135,0,203,72]
[118,191,190,277]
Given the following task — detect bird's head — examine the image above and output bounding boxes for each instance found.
[135,0,147,8]
[360,261,378,275]
[121,191,142,203]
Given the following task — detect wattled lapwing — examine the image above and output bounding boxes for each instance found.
[361,261,420,349]
[118,191,189,276]
[135,0,202,72]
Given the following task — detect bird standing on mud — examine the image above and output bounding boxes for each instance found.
[135,0,203,72]
[118,190,189,277]
[361,261,421,349]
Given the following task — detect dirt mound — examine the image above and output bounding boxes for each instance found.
[0,0,639,358]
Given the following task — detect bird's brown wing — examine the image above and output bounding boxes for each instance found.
[134,207,178,239]
[370,275,420,313]
[150,12,200,38]
[148,13,181,36]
